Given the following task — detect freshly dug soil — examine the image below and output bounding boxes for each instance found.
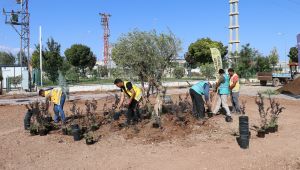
[277,77,300,95]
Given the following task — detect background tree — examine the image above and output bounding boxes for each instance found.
[269,47,279,70]
[173,67,185,79]
[112,29,181,86]
[98,65,109,77]
[43,38,63,83]
[255,55,271,72]
[185,38,227,66]
[10,75,22,88]
[200,63,215,80]
[288,46,298,63]
[0,51,15,65]
[65,67,79,83]
[16,51,28,66]
[234,44,271,78]
[65,44,96,77]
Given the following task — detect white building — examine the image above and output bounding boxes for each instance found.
[1,66,29,90]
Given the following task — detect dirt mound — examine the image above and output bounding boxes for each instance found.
[277,77,300,95]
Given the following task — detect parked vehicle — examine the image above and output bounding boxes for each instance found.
[257,63,299,87]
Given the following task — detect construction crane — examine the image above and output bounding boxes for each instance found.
[99,13,111,66]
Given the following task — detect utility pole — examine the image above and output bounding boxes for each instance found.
[229,0,240,67]
[39,26,43,86]
[99,13,111,66]
[2,0,31,90]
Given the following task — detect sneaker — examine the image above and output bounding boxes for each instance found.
[225,116,233,122]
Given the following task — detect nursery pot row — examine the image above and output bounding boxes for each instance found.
[256,125,278,138]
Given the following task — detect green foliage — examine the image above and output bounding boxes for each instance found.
[173,67,185,79]
[0,71,3,81]
[65,67,79,83]
[234,44,271,79]
[65,44,96,77]
[269,47,279,69]
[110,68,124,78]
[288,46,298,63]
[10,75,22,88]
[200,63,216,80]
[112,29,181,84]
[0,51,15,65]
[30,45,44,69]
[98,65,109,77]
[185,38,227,67]
[16,51,28,66]
[43,38,63,83]
[255,55,272,73]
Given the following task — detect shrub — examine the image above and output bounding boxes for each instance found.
[173,67,185,79]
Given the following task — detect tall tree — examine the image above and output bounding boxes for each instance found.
[112,29,181,85]
[234,44,270,78]
[268,47,279,70]
[30,45,44,69]
[288,46,298,63]
[0,51,15,65]
[185,38,227,66]
[43,38,63,83]
[65,44,96,76]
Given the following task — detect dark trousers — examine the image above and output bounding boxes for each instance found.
[126,99,140,124]
[189,89,205,119]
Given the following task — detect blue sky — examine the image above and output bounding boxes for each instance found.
[0,0,299,62]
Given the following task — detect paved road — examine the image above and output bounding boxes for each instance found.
[0,85,298,106]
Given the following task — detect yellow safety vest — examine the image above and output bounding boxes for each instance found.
[44,88,63,105]
[230,73,240,93]
[123,81,142,101]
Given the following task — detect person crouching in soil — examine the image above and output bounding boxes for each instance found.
[114,79,143,125]
[189,80,211,122]
[24,87,66,129]
[39,87,66,124]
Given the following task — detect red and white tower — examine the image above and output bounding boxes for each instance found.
[99,13,111,65]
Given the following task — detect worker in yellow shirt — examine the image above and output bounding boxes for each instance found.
[39,87,66,123]
[228,68,241,114]
[114,79,142,125]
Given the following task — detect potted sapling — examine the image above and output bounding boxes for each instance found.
[266,94,285,133]
[29,123,38,136]
[84,132,95,145]
[255,93,268,138]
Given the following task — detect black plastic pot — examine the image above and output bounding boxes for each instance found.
[268,126,276,133]
[72,125,82,141]
[91,124,99,131]
[257,130,265,138]
[30,129,38,136]
[238,116,249,149]
[81,126,87,134]
[264,128,269,134]
[86,138,95,145]
[238,135,249,149]
[62,128,69,135]
[71,124,80,130]
[39,128,48,136]
[207,112,213,118]
[45,116,52,123]
[275,125,278,132]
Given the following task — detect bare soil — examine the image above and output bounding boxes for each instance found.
[0,93,300,170]
[278,77,300,95]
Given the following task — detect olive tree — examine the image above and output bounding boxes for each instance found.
[112,29,181,86]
